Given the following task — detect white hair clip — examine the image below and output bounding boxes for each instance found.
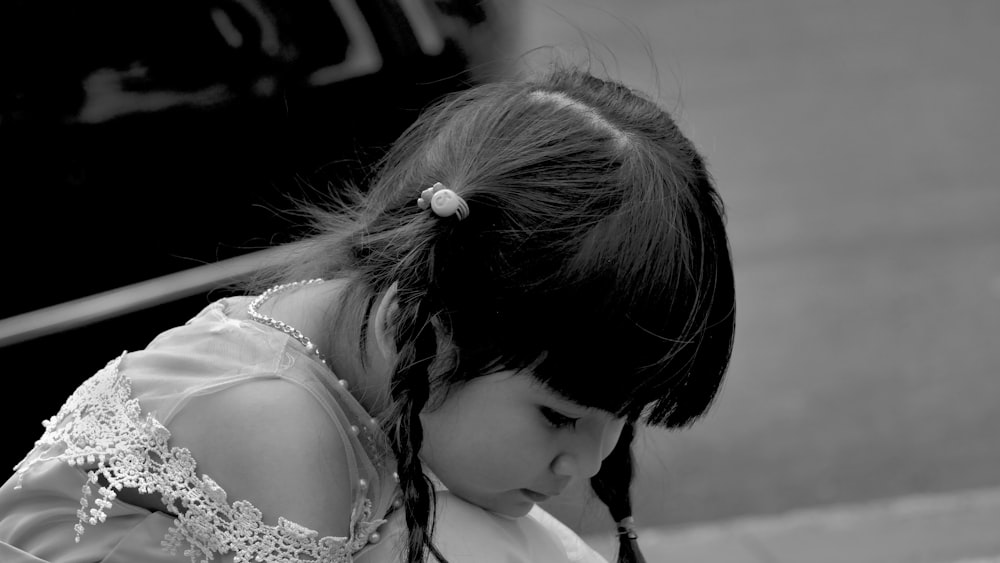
[416,182,469,220]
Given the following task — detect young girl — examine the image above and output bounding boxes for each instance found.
[0,65,735,563]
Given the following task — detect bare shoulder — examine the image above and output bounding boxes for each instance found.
[355,494,517,563]
[167,378,353,537]
[434,492,574,562]
[356,494,604,563]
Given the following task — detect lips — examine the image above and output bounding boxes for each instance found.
[522,489,560,502]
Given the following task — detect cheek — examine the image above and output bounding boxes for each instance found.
[422,407,549,485]
[601,419,628,459]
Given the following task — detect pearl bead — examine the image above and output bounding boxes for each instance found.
[247,280,329,364]
[393,498,403,508]
[339,379,349,388]
[368,532,381,544]
[350,425,359,435]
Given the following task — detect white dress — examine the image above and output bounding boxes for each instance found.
[0,295,608,563]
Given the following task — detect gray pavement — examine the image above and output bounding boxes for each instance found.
[585,487,1000,563]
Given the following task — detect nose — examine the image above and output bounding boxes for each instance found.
[551,420,625,480]
[552,448,602,480]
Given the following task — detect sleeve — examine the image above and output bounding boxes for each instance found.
[6,353,380,563]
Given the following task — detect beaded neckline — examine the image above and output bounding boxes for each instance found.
[247,278,329,366]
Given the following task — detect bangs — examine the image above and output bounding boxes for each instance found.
[439,205,734,428]
[469,288,726,428]
[530,268,732,427]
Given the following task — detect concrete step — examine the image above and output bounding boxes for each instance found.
[586,487,1000,563]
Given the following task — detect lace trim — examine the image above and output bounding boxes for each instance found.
[13,352,386,563]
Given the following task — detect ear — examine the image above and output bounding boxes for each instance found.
[373,282,400,358]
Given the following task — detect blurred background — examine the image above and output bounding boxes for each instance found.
[0,0,521,463]
[2,0,999,558]
[521,0,1000,542]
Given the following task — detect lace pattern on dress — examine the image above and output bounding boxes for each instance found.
[13,353,387,563]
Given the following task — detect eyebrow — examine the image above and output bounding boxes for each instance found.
[530,381,608,416]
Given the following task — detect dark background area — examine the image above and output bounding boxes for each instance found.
[1,0,515,473]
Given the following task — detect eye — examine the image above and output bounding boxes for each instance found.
[540,407,579,430]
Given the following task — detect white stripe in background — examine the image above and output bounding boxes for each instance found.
[397,0,445,56]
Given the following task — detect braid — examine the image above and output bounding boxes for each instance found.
[590,423,647,563]
[387,304,448,563]
[391,393,447,562]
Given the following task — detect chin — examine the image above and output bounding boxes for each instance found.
[507,504,534,518]
[463,498,535,518]
[489,497,534,519]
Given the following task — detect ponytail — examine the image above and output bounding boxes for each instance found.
[590,423,647,563]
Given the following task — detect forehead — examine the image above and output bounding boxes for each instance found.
[480,370,613,415]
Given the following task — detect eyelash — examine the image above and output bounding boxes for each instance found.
[541,407,579,430]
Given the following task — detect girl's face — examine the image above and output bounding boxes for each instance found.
[419,371,626,518]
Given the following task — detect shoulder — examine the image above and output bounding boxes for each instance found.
[168,377,354,537]
[356,493,608,563]
[13,356,370,560]
[526,505,610,563]
[430,492,577,563]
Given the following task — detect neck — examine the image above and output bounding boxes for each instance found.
[265,278,393,415]
[324,288,394,416]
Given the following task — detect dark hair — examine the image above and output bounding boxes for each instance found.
[261,65,735,563]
